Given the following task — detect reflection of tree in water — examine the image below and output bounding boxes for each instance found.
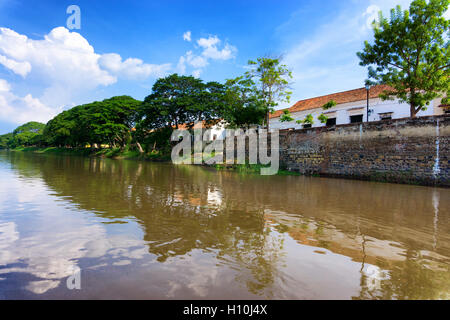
[6,152,286,296]
[265,210,450,300]
[356,248,450,300]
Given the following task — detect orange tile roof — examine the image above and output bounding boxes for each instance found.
[175,119,222,130]
[270,85,391,119]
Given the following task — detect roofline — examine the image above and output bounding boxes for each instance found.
[270,85,387,119]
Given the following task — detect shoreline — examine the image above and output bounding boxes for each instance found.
[2,147,447,187]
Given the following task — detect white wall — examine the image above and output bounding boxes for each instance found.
[270,97,442,130]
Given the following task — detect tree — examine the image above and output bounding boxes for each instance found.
[357,0,450,118]
[8,122,46,148]
[140,74,210,131]
[0,133,13,149]
[222,76,266,128]
[137,74,227,151]
[244,57,293,129]
[87,96,141,149]
[43,96,141,149]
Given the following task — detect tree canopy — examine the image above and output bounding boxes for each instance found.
[0,122,46,148]
[243,57,293,129]
[138,74,226,131]
[358,0,450,117]
[221,76,267,128]
[43,96,141,148]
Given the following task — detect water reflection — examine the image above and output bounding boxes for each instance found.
[0,151,449,299]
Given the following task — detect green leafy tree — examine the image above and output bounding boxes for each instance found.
[137,74,227,151]
[357,0,450,117]
[244,57,293,129]
[87,96,141,149]
[44,96,141,149]
[222,76,266,128]
[0,133,13,149]
[7,122,46,148]
[140,74,212,130]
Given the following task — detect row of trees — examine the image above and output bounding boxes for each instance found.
[0,122,46,149]
[1,0,448,151]
[0,57,293,153]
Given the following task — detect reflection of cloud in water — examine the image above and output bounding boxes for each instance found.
[0,171,149,295]
[26,280,60,295]
[207,188,222,207]
[162,251,221,298]
[0,222,19,263]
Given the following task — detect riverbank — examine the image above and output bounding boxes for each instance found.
[5,147,300,176]
[6,146,171,161]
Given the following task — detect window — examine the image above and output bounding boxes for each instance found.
[350,115,363,123]
[303,124,312,129]
[326,118,336,126]
[379,113,393,120]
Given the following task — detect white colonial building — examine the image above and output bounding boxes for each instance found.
[270,85,448,130]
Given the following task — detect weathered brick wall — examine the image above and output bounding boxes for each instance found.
[279,115,449,186]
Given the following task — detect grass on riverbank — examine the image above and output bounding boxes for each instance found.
[214,163,302,176]
[8,147,300,176]
[8,146,171,161]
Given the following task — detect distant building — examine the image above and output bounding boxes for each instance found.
[177,120,227,141]
[270,85,448,130]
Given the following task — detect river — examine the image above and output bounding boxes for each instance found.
[0,151,449,299]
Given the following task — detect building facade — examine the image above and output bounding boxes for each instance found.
[270,85,447,130]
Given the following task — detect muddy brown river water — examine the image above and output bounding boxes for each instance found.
[0,151,449,299]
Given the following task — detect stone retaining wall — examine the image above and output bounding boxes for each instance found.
[278,115,449,186]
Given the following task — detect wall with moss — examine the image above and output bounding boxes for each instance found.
[279,115,449,186]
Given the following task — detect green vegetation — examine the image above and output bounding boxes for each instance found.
[222,76,267,128]
[214,163,301,176]
[43,95,141,149]
[242,57,293,129]
[280,100,337,126]
[0,133,13,149]
[0,122,45,149]
[1,58,281,158]
[358,0,450,117]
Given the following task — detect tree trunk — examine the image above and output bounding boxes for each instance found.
[266,112,270,130]
[410,104,417,118]
[136,142,144,154]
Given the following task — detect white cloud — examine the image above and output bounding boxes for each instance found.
[0,54,31,77]
[0,26,116,113]
[0,27,116,89]
[176,56,187,74]
[0,26,171,125]
[0,78,10,91]
[197,35,221,48]
[185,50,208,68]
[0,79,58,124]
[192,69,202,78]
[183,31,192,42]
[197,35,237,60]
[99,53,171,80]
[177,35,237,76]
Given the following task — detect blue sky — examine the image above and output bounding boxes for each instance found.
[0,0,420,134]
